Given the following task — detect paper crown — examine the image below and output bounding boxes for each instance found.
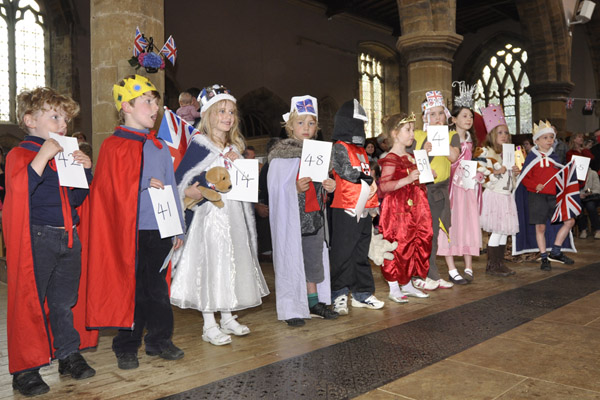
[282,95,318,122]
[424,90,445,110]
[112,75,158,111]
[480,104,507,133]
[452,81,477,109]
[199,84,237,114]
[533,120,555,141]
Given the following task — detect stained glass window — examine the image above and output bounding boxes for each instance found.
[473,43,531,134]
[358,53,384,138]
[0,0,46,122]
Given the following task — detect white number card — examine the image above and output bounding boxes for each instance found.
[414,150,434,184]
[148,185,183,239]
[49,133,88,189]
[426,125,450,156]
[572,155,591,181]
[227,159,259,203]
[459,160,478,190]
[299,139,332,182]
[502,144,515,168]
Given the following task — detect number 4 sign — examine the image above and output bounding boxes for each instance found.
[299,139,333,182]
[49,133,89,189]
[148,185,183,239]
[426,125,450,156]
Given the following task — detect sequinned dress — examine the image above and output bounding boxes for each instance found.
[378,153,432,284]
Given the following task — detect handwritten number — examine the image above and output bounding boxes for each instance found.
[432,131,444,145]
[304,154,324,167]
[157,202,172,220]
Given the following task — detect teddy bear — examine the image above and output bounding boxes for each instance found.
[368,229,398,266]
[472,146,494,187]
[183,166,232,209]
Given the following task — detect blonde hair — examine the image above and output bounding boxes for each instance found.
[569,132,584,150]
[179,91,193,105]
[199,99,245,152]
[283,111,319,138]
[116,74,160,124]
[17,87,80,131]
[382,113,410,146]
[484,125,511,154]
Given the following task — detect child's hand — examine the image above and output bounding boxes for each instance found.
[72,150,92,169]
[494,166,507,175]
[184,182,204,200]
[39,138,63,161]
[173,238,184,250]
[149,178,165,189]
[255,203,269,217]
[368,181,377,198]
[535,183,544,192]
[408,169,420,183]
[322,178,336,193]
[424,141,433,154]
[511,165,520,174]
[296,177,311,193]
[224,151,240,161]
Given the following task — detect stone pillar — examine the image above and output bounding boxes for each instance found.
[90,0,164,160]
[396,32,462,127]
[527,81,574,136]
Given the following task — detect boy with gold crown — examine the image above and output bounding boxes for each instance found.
[513,120,577,271]
[86,74,185,370]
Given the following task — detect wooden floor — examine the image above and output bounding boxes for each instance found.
[0,236,598,399]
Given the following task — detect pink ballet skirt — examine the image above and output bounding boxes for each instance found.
[437,185,481,256]
[480,189,519,235]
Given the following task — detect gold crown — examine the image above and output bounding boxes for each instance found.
[113,75,158,111]
[396,112,416,127]
[532,120,555,139]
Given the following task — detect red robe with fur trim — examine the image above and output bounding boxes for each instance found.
[3,141,98,374]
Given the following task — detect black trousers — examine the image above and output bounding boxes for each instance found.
[329,209,375,298]
[112,230,174,355]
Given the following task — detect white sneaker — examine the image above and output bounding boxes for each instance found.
[351,295,385,310]
[413,277,440,291]
[402,288,429,298]
[437,278,454,289]
[580,230,588,239]
[595,231,600,240]
[333,294,349,315]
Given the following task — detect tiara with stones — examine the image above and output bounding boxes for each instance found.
[452,81,477,109]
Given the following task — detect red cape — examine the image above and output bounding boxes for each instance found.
[3,143,98,374]
[85,132,143,329]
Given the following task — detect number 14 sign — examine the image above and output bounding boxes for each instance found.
[299,139,332,182]
[227,159,259,203]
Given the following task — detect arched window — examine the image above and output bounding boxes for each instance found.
[473,43,531,134]
[0,0,46,122]
[359,53,384,138]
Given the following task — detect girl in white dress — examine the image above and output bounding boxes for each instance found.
[170,85,269,346]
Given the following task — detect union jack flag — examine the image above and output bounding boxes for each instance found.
[426,90,444,108]
[134,26,148,57]
[160,35,177,66]
[157,107,198,170]
[295,99,315,114]
[551,161,582,223]
[565,98,574,110]
[585,99,594,111]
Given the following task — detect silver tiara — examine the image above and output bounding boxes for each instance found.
[452,81,477,109]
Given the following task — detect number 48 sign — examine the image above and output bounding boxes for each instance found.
[299,139,332,182]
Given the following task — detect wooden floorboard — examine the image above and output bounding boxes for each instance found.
[0,236,597,399]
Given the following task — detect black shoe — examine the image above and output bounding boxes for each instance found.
[309,302,339,319]
[146,342,184,360]
[58,352,96,380]
[448,274,468,285]
[540,258,552,271]
[116,353,139,370]
[285,318,305,327]
[548,252,574,265]
[13,370,50,396]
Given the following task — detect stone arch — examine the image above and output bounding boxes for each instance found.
[237,87,288,139]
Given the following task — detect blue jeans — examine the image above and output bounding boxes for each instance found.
[31,224,82,360]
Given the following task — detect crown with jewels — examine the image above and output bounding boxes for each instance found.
[112,74,158,111]
[199,84,237,114]
[533,120,555,141]
[452,81,477,109]
[396,112,416,127]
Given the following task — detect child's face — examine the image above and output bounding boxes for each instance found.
[535,133,555,152]
[24,105,69,140]
[522,140,532,151]
[366,143,375,154]
[427,106,447,126]
[392,122,415,147]
[291,115,317,140]
[495,125,510,145]
[125,93,159,130]
[209,100,236,136]
[453,108,473,132]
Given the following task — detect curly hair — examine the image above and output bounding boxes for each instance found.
[17,87,80,131]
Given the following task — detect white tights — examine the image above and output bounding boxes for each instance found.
[488,232,507,247]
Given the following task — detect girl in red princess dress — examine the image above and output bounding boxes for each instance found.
[378,112,433,302]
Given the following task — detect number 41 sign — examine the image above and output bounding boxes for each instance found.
[299,139,332,182]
